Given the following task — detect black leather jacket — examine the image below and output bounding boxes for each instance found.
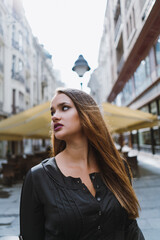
[20,157,145,240]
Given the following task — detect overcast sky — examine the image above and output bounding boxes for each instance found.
[22,0,107,91]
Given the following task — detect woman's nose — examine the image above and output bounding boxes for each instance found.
[51,111,61,121]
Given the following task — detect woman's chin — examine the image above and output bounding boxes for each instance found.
[54,132,66,140]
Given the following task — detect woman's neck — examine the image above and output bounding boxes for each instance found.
[64,137,89,167]
[55,137,98,175]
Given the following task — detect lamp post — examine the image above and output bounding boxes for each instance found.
[72,55,90,90]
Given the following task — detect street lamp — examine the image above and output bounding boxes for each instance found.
[72,55,91,90]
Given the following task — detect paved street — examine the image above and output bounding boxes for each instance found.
[0,182,21,237]
[0,153,160,239]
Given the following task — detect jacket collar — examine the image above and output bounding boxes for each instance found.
[42,157,82,189]
[42,157,103,190]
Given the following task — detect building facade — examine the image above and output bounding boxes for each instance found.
[0,0,63,157]
[89,0,160,155]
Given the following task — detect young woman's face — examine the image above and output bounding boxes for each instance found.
[50,93,82,141]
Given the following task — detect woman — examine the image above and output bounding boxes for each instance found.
[20,88,145,240]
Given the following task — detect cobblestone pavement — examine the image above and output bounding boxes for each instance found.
[0,155,160,239]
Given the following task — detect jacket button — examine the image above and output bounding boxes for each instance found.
[98,210,102,216]
[98,225,101,230]
[97,197,101,202]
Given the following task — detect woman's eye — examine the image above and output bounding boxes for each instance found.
[62,106,69,111]
[51,111,55,116]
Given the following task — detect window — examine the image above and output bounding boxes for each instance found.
[150,101,158,115]
[0,11,3,36]
[158,99,160,115]
[0,45,3,73]
[116,35,124,73]
[12,25,16,41]
[131,130,138,150]
[132,7,135,29]
[115,92,122,106]
[19,31,23,52]
[18,59,23,72]
[139,129,152,152]
[155,37,160,65]
[0,80,3,102]
[129,15,132,33]
[155,37,160,76]
[12,89,16,114]
[153,127,160,154]
[122,77,134,105]
[139,105,149,113]
[126,7,136,41]
[25,28,29,44]
[0,45,2,60]
[12,55,16,77]
[19,91,24,111]
[145,56,150,77]
[114,0,121,41]
[134,56,151,96]
[126,22,129,39]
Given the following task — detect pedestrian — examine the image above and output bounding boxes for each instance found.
[19,88,145,240]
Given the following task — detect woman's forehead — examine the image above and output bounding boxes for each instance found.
[50,93,72,107]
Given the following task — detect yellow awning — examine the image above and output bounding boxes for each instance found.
[0,101,159,140]
[102,102,159,133]
[0,101,51,140]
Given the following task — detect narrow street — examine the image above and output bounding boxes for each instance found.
[0,155,160,240]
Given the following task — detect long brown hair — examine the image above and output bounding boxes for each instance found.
[51,88,140,219]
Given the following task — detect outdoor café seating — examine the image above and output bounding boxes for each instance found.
[1,151,50,186]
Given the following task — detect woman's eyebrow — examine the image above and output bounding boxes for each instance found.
[50,102,70,111]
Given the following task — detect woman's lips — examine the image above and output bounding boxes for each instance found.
[54,123,63,131]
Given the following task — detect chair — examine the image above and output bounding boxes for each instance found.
[127,155,139,177]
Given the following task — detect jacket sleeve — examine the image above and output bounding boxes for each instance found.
[19,169,45,240]
[125,219,145,240]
